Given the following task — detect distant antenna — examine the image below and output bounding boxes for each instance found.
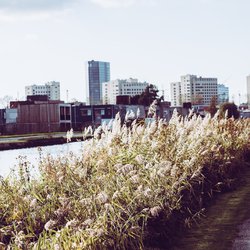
[66,89,69,103]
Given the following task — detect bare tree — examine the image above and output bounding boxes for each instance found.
[208,95,218,117]
[0,95,13,108]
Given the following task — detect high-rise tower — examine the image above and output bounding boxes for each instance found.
[86,60,110,105]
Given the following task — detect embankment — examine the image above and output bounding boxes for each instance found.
[0,136,84,151]
[172,162,250,250]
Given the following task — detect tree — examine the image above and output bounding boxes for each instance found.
[130,95,140,105]
[0,95,13,108]
[208,96,218,117]
[130,84,163,106]
[136,84,161,106]
[219,102,240,119]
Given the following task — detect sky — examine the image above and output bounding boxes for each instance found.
[0,0,249,105]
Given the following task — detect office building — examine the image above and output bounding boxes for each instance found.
[25,81,60,100]
[102,78,149,104]
[170,75,218,106]
[86,60,110,105]
[218,84,229,104]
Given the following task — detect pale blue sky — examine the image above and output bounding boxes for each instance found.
[0,0,249,104]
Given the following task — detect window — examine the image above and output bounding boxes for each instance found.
[60,106,70,120]
[80,109,92,116]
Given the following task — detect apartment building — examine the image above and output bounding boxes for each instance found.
[170,82,182,106]
[25,81,60,100]
[170,75,218,106]
[102,78,149,104]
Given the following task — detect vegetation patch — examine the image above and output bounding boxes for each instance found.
[0,111,249,249]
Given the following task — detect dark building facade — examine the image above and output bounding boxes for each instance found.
[71,104,119,130]
[0,109,5,135]
[16,102,71,134]
[116,95,131,105]
[71,103,147,131]
[86,60,110,105]
[0,100,195,135]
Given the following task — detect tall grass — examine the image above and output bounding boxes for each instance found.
[0,111,249,249]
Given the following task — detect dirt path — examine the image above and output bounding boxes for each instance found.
[172,165,250,250]
[232,219,250,249]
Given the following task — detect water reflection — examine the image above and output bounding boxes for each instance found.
[0,142,83,178]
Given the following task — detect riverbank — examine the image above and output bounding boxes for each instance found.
[0,132,85,151]
[172,162,250,250]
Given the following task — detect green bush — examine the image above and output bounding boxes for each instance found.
[219,102,240,119]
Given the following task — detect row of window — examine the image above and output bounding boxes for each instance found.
[80,109,106,116]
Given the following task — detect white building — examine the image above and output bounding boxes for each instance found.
[170,82,182,106]
[25,81,60,100]
[170,75,218,107]
[102,78,149,104]
[247,75,250,108]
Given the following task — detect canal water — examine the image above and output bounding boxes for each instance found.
[0,142,84,178]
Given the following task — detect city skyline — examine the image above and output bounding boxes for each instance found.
[0,0,249,105]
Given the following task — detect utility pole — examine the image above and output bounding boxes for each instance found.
[66,90,69,103]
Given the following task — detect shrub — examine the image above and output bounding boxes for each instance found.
[219,102,240,119]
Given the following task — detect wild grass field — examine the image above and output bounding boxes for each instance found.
[0,111,249,249]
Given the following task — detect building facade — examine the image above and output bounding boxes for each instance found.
[25,81,60,100]
[71,104,119,130]
[170,75,218,107]
[16,101,70,134]
[102,78,149,104]
[218,84,229,104]
[170,82,182,106]
[0,109,5,134]
[71,103,146,130]
[86,60,110,105]
[0,108,18,135]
